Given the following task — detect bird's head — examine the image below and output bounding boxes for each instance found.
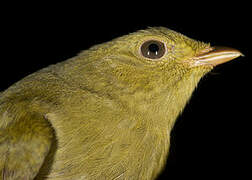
[64,27,242,127]
[80,27,242,94]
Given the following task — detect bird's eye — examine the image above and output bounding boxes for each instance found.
[140,40,166,60]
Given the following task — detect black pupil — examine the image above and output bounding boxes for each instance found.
[140,40,165,59]
[148,43,159,53]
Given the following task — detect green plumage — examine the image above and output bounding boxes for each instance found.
[0,27,237,180]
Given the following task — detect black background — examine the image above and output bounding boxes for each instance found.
[1,1,251,179]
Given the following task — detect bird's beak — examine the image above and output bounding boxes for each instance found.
[193,46,243,67]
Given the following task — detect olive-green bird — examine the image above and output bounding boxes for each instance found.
[0,27,242,180]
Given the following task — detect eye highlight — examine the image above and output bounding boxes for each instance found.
[140,40,166,60]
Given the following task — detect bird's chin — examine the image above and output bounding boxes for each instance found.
[191,46,243,67]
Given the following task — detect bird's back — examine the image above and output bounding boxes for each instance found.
[0,64,170,180]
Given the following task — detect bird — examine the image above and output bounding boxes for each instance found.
[0,27,243,180]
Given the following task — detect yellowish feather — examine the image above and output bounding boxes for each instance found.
[0,27,241,180]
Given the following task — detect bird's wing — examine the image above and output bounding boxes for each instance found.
[0,103,54,180]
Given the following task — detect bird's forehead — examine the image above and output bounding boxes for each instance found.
[137,27,188,41]
[116,27,199,49]
[137,27,209,51]
[141,27,179,35]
